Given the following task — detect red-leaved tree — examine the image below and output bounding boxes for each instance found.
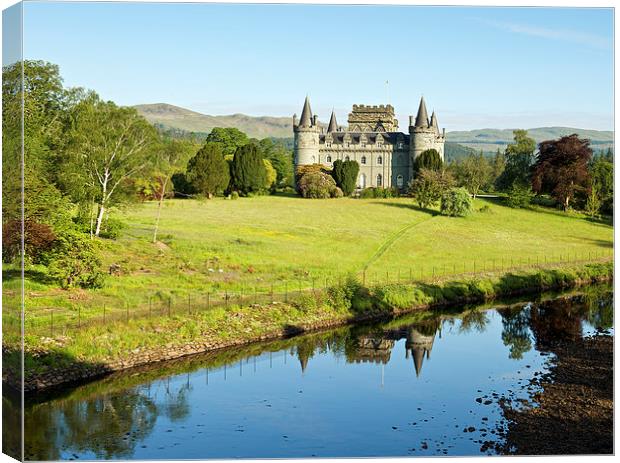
[531,134,592,210]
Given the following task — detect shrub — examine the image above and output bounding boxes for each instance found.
[440,187,472,217]
[331,159,360,196]
[506,184,533,208]
[2,219,56,264]
[359,187,400,199]
[331,187,344,198]
[297,171,339,199]
[41,231,105,289]
[98,217,125,240]
[231,191,239,200]
[409,168,455,209]
[327,275,364,312]
[171,172,197,198]
[478,205,492,213]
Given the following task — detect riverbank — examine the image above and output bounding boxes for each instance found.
[498,333,613,455]
[3,261,613,393]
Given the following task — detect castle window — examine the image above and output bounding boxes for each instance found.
[359,173,366,189]
[397,175,404,188]
[398,142,404,149]
[326,155,332,163]
[361,156,367,164]
[376,174,383,187]
[345,156,350,161]
[377,156,383,165]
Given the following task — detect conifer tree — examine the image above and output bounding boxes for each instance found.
[230,143,267,194]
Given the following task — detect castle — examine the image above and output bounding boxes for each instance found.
[293,96,445,190]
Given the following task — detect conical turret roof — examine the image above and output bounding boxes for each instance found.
[414,96,429,128]
[327,110,338,132]
[430,110,439,133]
[299,96,313,127]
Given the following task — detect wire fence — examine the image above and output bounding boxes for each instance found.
[5,249,614,338]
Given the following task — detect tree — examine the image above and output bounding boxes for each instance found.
[489,149,506,191]
[229,143,268,194]
[506,184,533,209]
[331,159,360,196]
[585,184,601,218]
[63,94,159,236]
[206,127,249,157]
[440,187,472,217]
[414,149,443,174]
[408,168,454,210]
[263,159,277,190]
[186,142,230,198]
[256,138,294,187]
[496,129,536,191]
[454,151,492,198]
[590,159,613,215]
[532,134,592,210]
[150,138,195,242]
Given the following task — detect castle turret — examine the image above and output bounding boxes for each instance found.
[293,96,320,168]
[409,96,445,177]
[327,110,338,133]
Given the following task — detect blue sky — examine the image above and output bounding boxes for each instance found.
[16,2,615,131]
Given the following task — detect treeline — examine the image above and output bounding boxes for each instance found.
[411,130,613,217]
[0,60,294,289]
[170,127,294,199]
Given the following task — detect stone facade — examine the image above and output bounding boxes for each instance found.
[293,96,445,189]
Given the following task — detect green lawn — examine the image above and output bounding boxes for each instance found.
[3,194,614,332]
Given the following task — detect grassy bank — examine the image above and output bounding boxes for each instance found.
[2,195,613,332]
[4,261,613,391]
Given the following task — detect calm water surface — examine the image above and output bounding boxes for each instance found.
[10,285,613,460]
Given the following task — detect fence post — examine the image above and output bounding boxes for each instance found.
[103,305,106,324]
[188,293,191,315]
[168,297,171,317]
[225,290,228,308]
[207,292,211,310]
[126,303,129,323]
[78,306,81,329]
[386,271,389,285]
[149,297,152,317]
[409,268,412,281]
[254,286,258,305]
[50,309,54,337]
[285,282,288,303]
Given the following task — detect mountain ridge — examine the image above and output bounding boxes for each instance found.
[134,103,613,151]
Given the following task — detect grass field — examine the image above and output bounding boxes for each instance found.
[2,194,614,333]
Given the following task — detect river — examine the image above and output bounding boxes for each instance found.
[5,284,613,460]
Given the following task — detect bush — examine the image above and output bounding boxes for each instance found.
[331,159,360,196]
[2,219,56,264]
[41,231,105,289]
[98,217,125,240]
[230,143,268,194]
[478,205,492,213]
[231,191,239,200]
[332,187,344,198]
[171,172,197,197]
[297,171,339,199]
[409,168,455,209]
[440,187,472,217]
[327,275,364,313]
[359,187,399,199]
[414,149,443,173]
[506,184,533,208]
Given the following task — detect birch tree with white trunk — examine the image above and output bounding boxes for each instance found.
[65,94,158,237]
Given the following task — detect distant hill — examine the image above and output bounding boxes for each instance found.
[135,103,613,154]
[134,103,293,139]
[446,127,614,154]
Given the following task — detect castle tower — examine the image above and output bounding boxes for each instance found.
[409,96,446,177]
[404,326,436,378]
[293,96,320,168]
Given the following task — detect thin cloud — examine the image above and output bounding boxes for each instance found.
[480,19,610,50]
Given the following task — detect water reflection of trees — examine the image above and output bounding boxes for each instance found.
[499,305,533,360]
[16,287,612,459]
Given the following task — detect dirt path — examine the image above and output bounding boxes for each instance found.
[362,216,435,271]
